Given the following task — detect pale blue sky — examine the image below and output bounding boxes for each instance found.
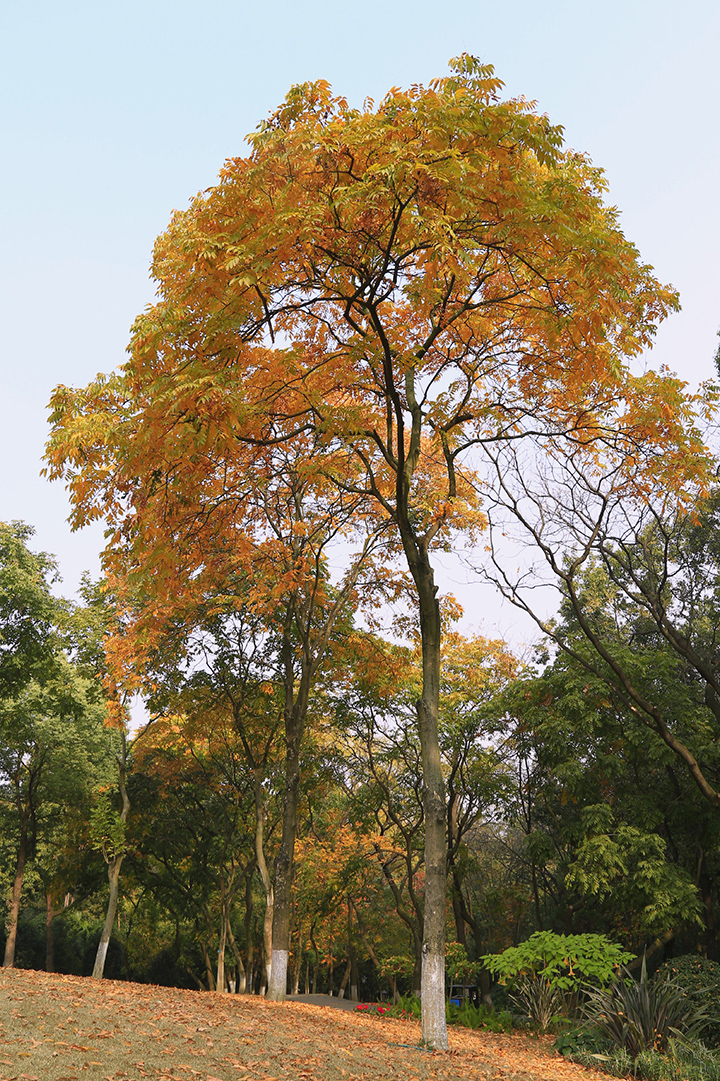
[2,0,719,637]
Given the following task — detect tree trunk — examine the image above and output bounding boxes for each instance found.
[338,957,351,999]
[411,555,449,1048]
[244,870,254,992]
[310,923,319,995]
[292,911,303,995]
[45,892,58,973]
[267,635,305,1002]
[350,941,359,1002]
[201,939,217,991]
[92,732,130,980]
[227,918,247,993]
[217,886,229,994]
[253,771,274,992]
[92,854,123,979]
[697,844,717,961]
[3,811,29,968]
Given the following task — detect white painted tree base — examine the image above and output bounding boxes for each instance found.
[267,949,289,1001]
[421,951,449,1050]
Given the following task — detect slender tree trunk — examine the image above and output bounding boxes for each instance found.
[267,635,305,1002]
[244,871,254,992]
[697,844,717,961]
[201,939,217,991]
[227,919,247,993]
[351,898,382,970]
[45,892,58,973]
[253,771,274,991]
[92,854,123,979]
[93,733,130,980]
[217,880,229,994]
[338,957,351,999]
[292,911,303,995]
[185,965,205,991]
[3,811,29,968]
[349,941,359,1002]
[531,862,544,932]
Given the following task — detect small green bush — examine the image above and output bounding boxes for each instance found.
[657,955,720,1048]
[482,931,634,993]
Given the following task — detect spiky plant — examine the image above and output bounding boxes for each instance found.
[583,958,710,1058]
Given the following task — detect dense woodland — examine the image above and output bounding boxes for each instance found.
[4,57,720,1058]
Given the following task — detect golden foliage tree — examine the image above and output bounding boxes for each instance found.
[45,56,711,1046]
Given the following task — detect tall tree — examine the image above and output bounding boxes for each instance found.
[45,57,707,1044]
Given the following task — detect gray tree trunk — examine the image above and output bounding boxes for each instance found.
[92,853,123,979]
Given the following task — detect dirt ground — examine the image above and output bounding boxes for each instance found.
[0,967,611,1081]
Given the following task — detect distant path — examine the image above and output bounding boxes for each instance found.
[286,992,359,1011]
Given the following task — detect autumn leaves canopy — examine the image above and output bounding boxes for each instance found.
[46,56,706,594]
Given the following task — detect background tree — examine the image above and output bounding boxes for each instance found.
[0,526,118,969]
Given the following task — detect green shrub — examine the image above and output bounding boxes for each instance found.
[554,1024,614,1059]
[482,931,634,993]
[482,931,634,1031]
[657,955,720,1048]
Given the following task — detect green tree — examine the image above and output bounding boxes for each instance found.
[0,525,114,968]
[503,552,720,958]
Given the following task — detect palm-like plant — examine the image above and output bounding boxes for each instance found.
[511,975,567,1031]
[583,958,710,1057]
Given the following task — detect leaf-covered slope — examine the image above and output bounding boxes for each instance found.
[0,966,604,1081]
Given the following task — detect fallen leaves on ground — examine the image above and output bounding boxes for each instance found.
[0,968,614,1081]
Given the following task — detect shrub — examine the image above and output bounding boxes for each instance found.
[482,931,634,993]
[583,958,710,1058]
[365,994,512,1033]
[657,955,720,1048]
[482,931,634,1030]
